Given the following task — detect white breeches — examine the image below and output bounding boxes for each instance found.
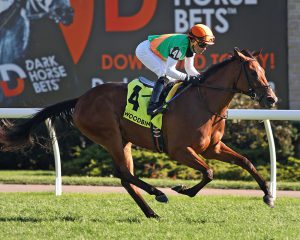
[135,40,167,78]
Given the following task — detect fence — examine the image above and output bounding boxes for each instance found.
[227,109,300,199]
[0,109,62,196]
[1,108,300,199]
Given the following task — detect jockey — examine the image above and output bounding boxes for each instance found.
[135,24,215,115]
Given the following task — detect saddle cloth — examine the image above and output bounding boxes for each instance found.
[123,77,182,130]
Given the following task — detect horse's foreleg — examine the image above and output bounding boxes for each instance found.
[170,147,213,197]
[120,143,159,218]
[203,141,274,207]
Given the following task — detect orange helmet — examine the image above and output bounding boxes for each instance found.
[188,24,215,45]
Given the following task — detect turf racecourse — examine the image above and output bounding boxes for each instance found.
[0,193,299,240]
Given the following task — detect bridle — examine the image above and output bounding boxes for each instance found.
[237,60,271,101]
[199,59,271,99]
[197,58,271,119]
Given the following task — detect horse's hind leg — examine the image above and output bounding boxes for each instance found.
[203,141,274,207]
[106,133,168,204]
[170,147,213,197]
[120,143,159,218]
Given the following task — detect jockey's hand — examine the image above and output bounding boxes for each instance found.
[185,75,202,86]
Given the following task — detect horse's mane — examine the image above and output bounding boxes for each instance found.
[201,57,235,81]
[201,49,254,81]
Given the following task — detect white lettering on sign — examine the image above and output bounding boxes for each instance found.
[174,0,257,6]
[174,0,258,33]
[25,55,67,94]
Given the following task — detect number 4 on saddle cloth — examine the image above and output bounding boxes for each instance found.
[123,77,184,152]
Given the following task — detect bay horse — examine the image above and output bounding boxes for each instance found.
[0,48,278,218]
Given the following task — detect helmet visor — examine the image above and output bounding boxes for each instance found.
[200,35,215,45]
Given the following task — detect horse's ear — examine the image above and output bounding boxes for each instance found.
[252,49,262,58]
[233,47,244,61]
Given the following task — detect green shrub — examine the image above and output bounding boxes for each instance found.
[225,94,298,165]
[276,157,300,182]
[61,143,300,182]
[63,145,113,176]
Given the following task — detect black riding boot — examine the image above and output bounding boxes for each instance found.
[147,76,167,115]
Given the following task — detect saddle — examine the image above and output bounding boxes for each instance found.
[138,76,176,109]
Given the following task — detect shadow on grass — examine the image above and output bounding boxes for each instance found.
[0,216,144,223]
[116,217,142,223]
[0,216,80,222]
[90,217,143,223]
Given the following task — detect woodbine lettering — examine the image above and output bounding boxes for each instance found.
[124,111,151,127]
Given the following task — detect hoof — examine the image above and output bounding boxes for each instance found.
[155,194,168,203]
[263,195,274,208]
[171,185,187,193]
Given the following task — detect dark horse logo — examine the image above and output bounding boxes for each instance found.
[0,0,73,63]
[0,48,278,218]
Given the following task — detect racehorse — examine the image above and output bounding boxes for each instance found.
[0,48,278,218]
[0,0,73,63]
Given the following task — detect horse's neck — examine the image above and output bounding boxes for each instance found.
[202,61,240,114]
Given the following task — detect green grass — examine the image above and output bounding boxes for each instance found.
[0,192,299,240]
[0,170,300,191]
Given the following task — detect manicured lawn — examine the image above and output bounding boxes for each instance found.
[0,192,299,240]
[0,170,299,190]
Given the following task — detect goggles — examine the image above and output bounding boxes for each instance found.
[194,38,208,48]
[198,41,207,48]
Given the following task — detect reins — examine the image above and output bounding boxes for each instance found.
[196,86,228,120]
[155,57,271,120]
[196,59,271,120]
[198,60,270,100]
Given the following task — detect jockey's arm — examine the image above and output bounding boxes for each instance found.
[184,55,200,76]
[165,57,187,81]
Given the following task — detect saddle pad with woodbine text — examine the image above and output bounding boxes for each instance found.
[123,79,182,129]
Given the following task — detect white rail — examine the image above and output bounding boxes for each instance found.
[228,109,300,199]
[0,108,300,199]
[0,108,62,196]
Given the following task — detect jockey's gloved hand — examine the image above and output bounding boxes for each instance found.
[184,75,202,86]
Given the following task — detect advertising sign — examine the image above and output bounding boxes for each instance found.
[0,0,288,108]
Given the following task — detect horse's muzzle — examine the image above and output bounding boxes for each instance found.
[260,95,278,108]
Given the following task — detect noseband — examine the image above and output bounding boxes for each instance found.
[235,60,271,100]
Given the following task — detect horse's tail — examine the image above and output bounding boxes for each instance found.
[0,98,78,151]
